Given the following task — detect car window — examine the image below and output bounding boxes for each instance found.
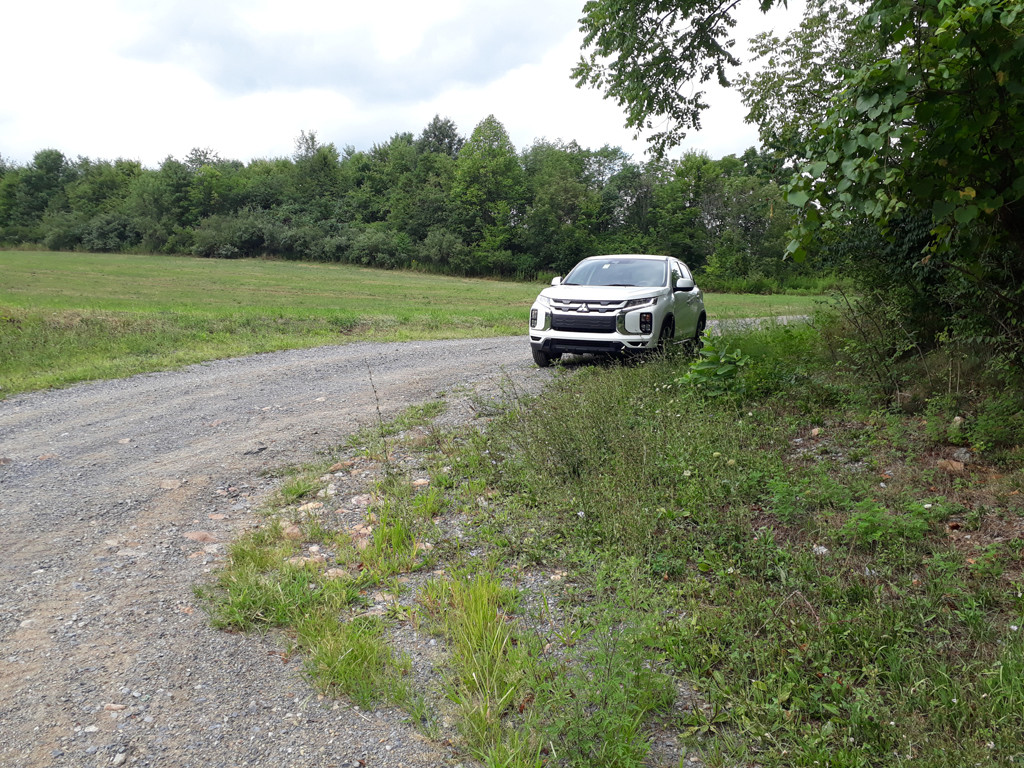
[564,258,667,287]
[675,261,693,281]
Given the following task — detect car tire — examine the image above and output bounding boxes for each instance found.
[688,314,707,354]
[657,317,675,352]
[532,348,559,367]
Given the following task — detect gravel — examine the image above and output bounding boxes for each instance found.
[0,336,552,768]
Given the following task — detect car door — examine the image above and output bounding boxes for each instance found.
[673,260,701,337]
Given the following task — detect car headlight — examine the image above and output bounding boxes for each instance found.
[535,295,553,309]
[623,297,657,309]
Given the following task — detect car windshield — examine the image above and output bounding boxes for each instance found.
[563,258,667,288]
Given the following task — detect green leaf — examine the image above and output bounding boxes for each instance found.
[954,205,979,225]
[785,238,802,254]
[807,161,827,178]
[787,189,810,208]
[856,93,880,113]
[785,240,807,262]
[932,199,956,219]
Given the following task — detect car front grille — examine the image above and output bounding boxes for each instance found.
[551,314,617,333]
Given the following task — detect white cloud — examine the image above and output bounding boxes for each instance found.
[0,0,805,168]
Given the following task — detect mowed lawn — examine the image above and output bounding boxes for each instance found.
[0,251,821,395]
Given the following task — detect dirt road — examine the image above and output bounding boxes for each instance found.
[0,337,549,768]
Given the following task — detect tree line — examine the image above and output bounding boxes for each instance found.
[0,116,819,290]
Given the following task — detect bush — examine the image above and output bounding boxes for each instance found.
[40,211,85,251]
[839,501,930,551]
[924,394,967,445]
[189,208,300,259]
[970,393,1024,452]
[350,226,412,269]
[677,332,751,396]
[478,247,537,278]
[417,228,469,269]
[81,213,142,252]
[191,214,256,258]
[307,233,351,262]
[161,225,194,255]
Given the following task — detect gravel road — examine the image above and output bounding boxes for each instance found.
[0,337,552,768]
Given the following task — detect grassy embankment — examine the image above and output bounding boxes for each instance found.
[0,250,817,396]
[199,320,1024,768]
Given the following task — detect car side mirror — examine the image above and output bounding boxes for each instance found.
[675,277,695,292]
[550,276,562,286]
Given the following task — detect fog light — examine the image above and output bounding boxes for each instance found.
[640,312,653,334]
[531,308,538,327]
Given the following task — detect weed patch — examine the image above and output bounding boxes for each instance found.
[431,325,1024,766]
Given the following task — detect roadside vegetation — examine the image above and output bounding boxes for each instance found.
[0,250,817,396]
[197,312,1024,767]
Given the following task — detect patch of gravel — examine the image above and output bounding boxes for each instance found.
[0,336,552,768]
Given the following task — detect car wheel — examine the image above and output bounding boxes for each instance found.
[532,348,558,367]
[688,315,707,354]
[657,317,675,352]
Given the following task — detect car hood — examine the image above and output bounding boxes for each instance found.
[538,284,664,302]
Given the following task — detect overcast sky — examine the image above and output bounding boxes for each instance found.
[1,0,804,169]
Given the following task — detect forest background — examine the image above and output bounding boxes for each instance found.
[0,117,803,295]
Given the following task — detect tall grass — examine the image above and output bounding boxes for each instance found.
[452,323,1024,766]
[420,572,537,759]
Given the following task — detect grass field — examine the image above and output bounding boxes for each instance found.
[0,251,822,396]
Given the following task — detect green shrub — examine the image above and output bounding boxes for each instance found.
[924,394,966,444]
[839,501,930,551]
[677,332,750,396]
[970,393,1024,451]
[81,213,143,252]
[351,225,413,269]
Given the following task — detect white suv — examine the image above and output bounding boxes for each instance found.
[529,254,706,367]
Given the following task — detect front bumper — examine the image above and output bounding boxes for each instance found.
[529,330,657,357]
